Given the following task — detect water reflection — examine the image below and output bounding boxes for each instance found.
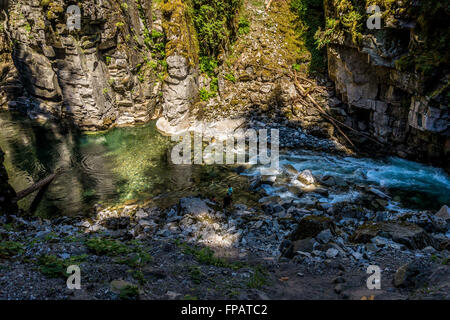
[0,111,257,217]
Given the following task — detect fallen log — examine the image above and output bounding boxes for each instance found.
[292,73,356,149]
[292,72,385,148]
[15,173,56,201]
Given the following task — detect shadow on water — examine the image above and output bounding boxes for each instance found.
[0,111,259,218]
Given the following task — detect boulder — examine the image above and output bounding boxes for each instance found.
[435,205,450,229]
[284,164,299,175]
[351,222,436,250]
[180,197,213,216]
[316,229,333,244]
[290,216,335,241]
[435,205,450,220]
[297,170,315,185]
[321,175,336,187]
[326,248,339,258]
[393,262,430,288]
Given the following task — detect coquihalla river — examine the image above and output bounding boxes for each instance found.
[1,111,449,217]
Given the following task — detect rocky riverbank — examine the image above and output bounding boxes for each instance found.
[1,167,448,299]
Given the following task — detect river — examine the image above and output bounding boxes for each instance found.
[0,111,449,218]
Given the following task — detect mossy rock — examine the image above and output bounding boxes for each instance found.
[351,222,436,250]
[162,0,199,67]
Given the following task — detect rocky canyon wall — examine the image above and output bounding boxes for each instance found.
[0,0,164,130]
[322,0,449,170]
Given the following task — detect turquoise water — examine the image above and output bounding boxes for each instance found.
[0,111,256,217]
[245,151,450,210]
[1,111,449,217]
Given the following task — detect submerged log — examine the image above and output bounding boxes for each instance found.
[15,173,56,201]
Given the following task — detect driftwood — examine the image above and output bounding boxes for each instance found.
[292,72,385,147]
[15,173,56,201]
[292,72,356,148]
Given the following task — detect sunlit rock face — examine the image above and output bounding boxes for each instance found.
[0,147,18,215]
[324,1,449,171]
[0,0,163,130]
[157,0,199,135]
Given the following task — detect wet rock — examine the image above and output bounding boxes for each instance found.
[351,222,436,250]
[249,176,262,191]
[284,164,299,175]
[261,175,277,185]
[297,170,316,185]
[290,216,335,241]
[320,175,336,187]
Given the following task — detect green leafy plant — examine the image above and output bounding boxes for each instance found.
[246,265,269,289]
[86,238,130,256]
[0,241,23,259]
[119,285,139,300]
[37,254,87,278]
[238,16,250,35]
[177,242,244,270]
[224,72,236,83]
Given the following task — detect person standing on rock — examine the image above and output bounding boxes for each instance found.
[223,185,233,209]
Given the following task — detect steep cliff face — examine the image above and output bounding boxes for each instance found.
[0,147,18,215]
[321,0,449,169]
[156,0,199,134]
[1,0,165,130]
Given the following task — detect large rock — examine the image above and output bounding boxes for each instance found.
[159,0,199,132]
[3,0,160,130]
[393,262,430,289]
[179,197,213,217]
[325,1,449,171]
[297,170,316,185]
[435,205,450,224]
[289,216,335,241]
[351,222,435,250]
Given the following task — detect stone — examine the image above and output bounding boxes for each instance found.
[316,229,333,244]
[290,216,335,241]
[435,205,450,223]
[261,175,277,185]
[351,222,435,250]
[321,175,336,187]
[110,280,136,294]
[180,198,213,216]
[292,238,316,253]
[284,164,299,175]
[326,248,339,258]
[297,170,316,185]
[422,246,437,254]
[393,262,430,289]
